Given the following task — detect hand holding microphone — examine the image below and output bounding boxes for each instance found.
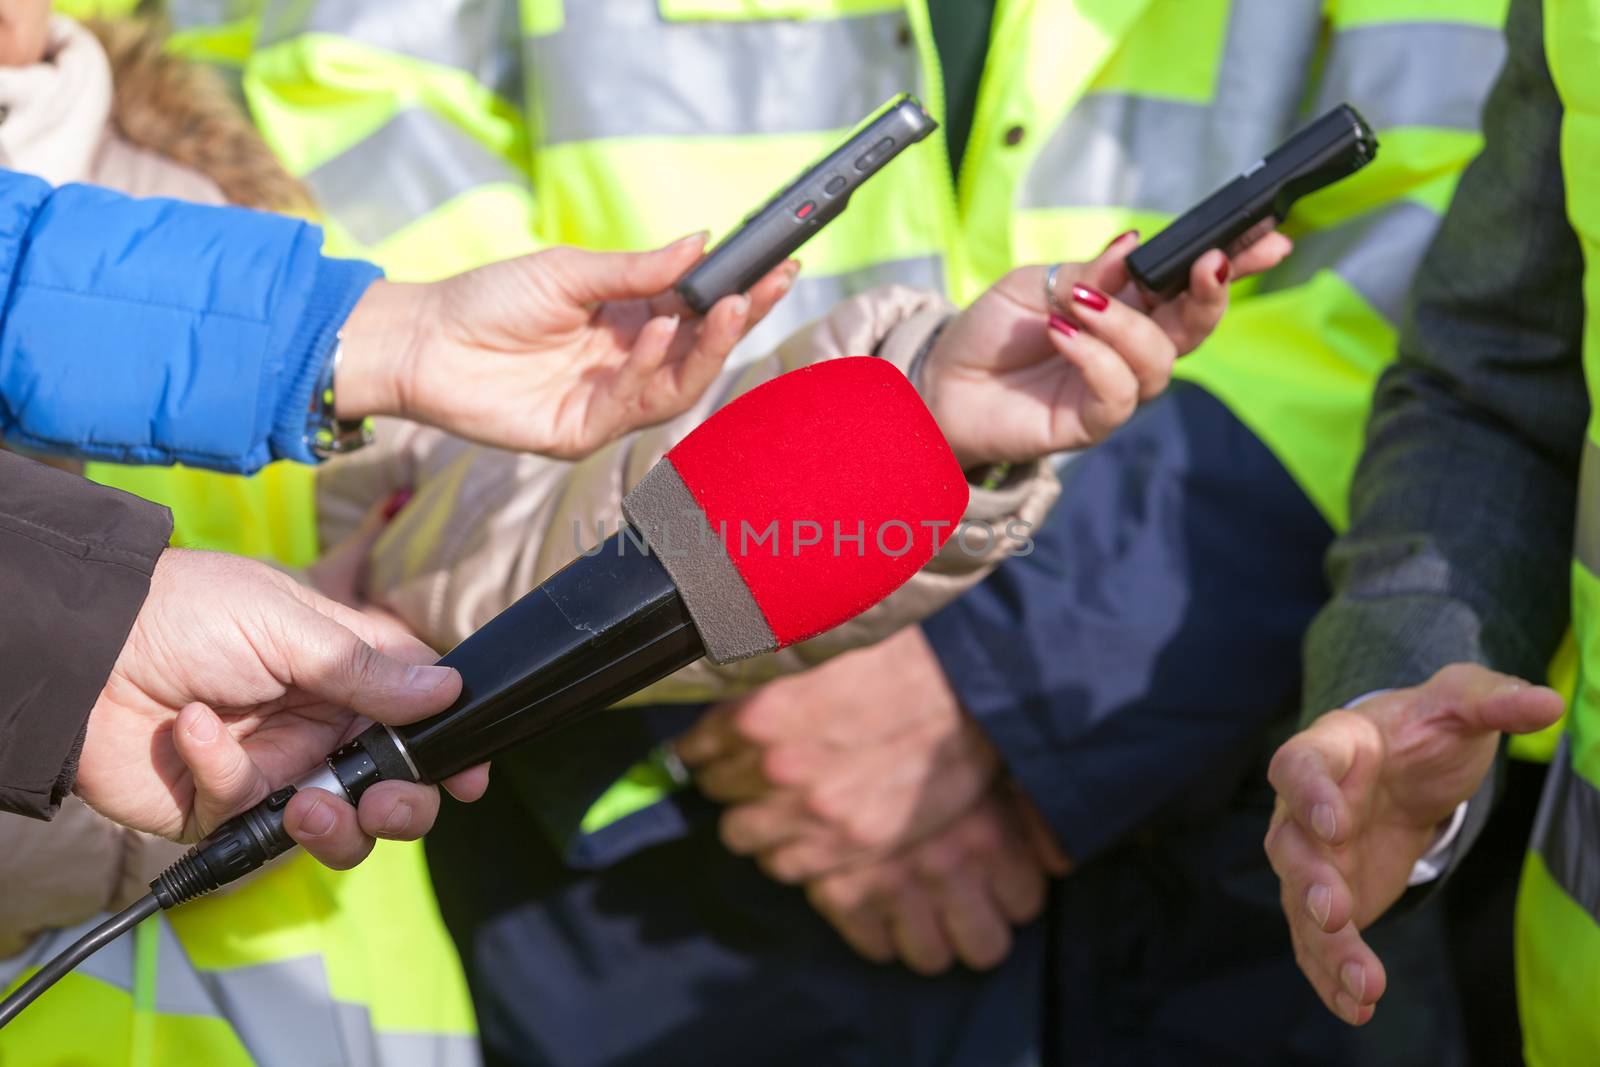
[76,549,488,870]
[0,356,970,1027]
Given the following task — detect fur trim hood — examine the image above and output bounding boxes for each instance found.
[85,18,313,215]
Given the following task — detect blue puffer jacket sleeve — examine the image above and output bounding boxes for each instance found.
[0,171,382,473]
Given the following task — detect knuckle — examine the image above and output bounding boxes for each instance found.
[763,850,807,885]
[806,787,847,824]
[1014,878,1047,922]
[760,746,798,786]
[912,842,959,884]
[842,813,891,851]
[968,931,1012,971]
[809,878,855,914]
[718,813,754,854]
[961,814,1003,855]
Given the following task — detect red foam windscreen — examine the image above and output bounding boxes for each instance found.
[665,357,969,647]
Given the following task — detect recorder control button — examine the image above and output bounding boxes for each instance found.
[824,175,848,196]
[795,200,817,220]
[855,137,896,171]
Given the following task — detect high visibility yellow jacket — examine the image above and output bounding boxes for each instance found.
[1517,0,1600,1061]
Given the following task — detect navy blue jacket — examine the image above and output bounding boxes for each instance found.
[0,172,379,473]
[924,383,1333,863]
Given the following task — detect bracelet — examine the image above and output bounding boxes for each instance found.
[975,462,1013,492]
[307,334,375,459]
[902,314,953,395]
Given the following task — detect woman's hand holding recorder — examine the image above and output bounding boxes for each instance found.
[921,229,1292,470]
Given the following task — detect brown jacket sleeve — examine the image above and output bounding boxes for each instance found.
[0,798,186,958]
[0,452,172,819]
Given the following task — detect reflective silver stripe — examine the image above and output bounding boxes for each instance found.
[4,915,479,1066]
[1022,0,1324,213]
[526,3,919,144]
[165,0,257,30]
[1533,737,1600,921]
[1575,436,1600,577]
[0,914,221,1017]
[200,956,482,1067]
[1023,6,1502,215]
[1312,23,1506,133]
[304,108,526,247]
[728,254,945,368]
[1254,200,1441,326]
[1022,95,1273,216]
[257,0,523,106]
[378,1031,483,1067]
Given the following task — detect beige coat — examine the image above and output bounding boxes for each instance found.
[317,286,1061,700]
[0,16,309,958]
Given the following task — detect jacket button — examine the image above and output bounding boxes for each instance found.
[896,22,913,48]
[1003,124,1026,147]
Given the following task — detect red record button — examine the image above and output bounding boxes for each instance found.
[795,200,817,220]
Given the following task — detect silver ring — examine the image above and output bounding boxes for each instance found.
[1044,264,1069,316]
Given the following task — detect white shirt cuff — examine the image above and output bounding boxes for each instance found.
[1408,801,1469,886]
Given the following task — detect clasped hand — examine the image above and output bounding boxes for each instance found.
[677,628,1068,974]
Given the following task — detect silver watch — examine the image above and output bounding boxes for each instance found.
[307,334,374,459]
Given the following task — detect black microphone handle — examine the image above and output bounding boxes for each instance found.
[153,527,707,907]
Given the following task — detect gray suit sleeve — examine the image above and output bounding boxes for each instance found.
[1303,0,1588,716]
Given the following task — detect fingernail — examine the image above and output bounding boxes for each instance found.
[1341,961,1366,1001]
[1071,284,1109,312]
[300,797,336,837]
[1492,680,1529,698]
[788,259,802,279]
[1333,991,1360,1024]
[381,800,413,837]
[1215,259,1231,285]
[405,664,456,692]
[1307,884,1331,927]
[1105,228,1139,250]
[187,709,218,743]
[1048,314,1078,337]
[1312,803,1337,842]
[381,488,414,522]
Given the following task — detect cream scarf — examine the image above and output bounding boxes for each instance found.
[0,16,113,186]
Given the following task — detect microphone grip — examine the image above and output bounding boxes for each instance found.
[148,529,689,908]
[149,725,421,907]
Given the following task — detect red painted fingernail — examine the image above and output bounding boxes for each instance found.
[382,488,414,522]
[1048,314,1078,337]
[1071,285,1109,312]
[1105,229,1139,251]
[1215,260,1232,285]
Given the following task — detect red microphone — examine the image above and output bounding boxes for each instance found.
[150,357,969,907]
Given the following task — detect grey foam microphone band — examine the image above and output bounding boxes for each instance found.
[622,460,778,664]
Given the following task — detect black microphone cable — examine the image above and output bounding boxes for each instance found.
[0,893,160,1026]
[0,528,702,1032]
